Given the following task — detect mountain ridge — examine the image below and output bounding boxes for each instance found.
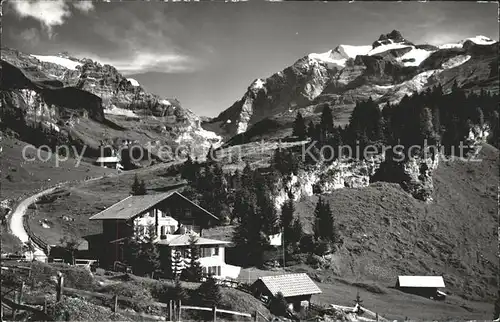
[203,31,498,141]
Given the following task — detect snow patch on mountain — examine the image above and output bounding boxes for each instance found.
[308,51,345,68]
[127,78,140,87]
[398,48,435,66]
[442,55,471,69]
[439,35,496,49]
[368,43,412,56]
[31,55,81,70]
[159,99,171,106]
[337,45,373,58]
[466,35,496,45]
[104,106,139,118]
[251,79,266,90]
[309,45,372,68]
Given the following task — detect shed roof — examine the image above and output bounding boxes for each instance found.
[255,273,322,298]
[95,156,120,163]
[397,276,445,288]
[89,191,218,221]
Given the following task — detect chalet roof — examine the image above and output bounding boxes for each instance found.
[89,191,218,221]
[397,276,445,288]
[95,156,120,163]
[255,273,322,298]
[156,234,231,246]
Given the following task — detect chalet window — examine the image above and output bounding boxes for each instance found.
[214,247,219,256]
[160,226,166,236]
[149,210,155,217]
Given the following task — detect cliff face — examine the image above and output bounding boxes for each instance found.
[205,31,498,140]
[0,48,221,158]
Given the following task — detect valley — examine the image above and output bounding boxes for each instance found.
[1,4,499,320]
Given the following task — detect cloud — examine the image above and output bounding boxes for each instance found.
[9,0,94,38]
[80,51,201,75]
[10,0,70,37]
[82,8,206,74]
[72,1,94,13]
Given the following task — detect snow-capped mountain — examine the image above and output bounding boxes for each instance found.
[204,30,498,140]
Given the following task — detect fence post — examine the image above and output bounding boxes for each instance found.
[56,272,64,302]
[178,300,181,322]
[44,296,48,314]
[212,305,217,322]
[376,312,379,321]
[254,310,258,322]
[113,295,118,313]
[168,300,172,321]
[12,291,18,319]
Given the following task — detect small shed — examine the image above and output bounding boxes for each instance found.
[251,273,322,312]
[95,156,123,169]
[396,276,446,299]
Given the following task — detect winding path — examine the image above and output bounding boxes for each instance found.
[8,187,58,261]
[8,176,105,262]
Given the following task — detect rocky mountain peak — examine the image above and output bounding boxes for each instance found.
[373,30,412,48]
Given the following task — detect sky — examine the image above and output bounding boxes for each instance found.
[2,0,498,117]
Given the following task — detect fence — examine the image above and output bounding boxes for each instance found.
[53,274,262,322]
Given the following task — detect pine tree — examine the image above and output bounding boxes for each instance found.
[131,174,147,195]
[313,198,338,246]
[281,198,296,245]
[320,104,334,140]
[170,277,188,302]
[172,250,183,279]
[197,275,222,307]
[182,234,203,282]
[307,121,316,139]
[419,107,435,144]
[206,145,216,163]
[292,112,307,139]
[181,154,197,183]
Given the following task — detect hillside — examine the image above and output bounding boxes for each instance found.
[294,143,498,302]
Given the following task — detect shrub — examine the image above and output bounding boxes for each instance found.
[269,292,289,316]
[47,297,129,321]
[99,282,153,312]
[30,262,96,290]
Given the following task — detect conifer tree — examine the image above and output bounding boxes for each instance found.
[313,198,338,245]
[172,250,183,279]
[170,277,188,302]
[320,105,334,140]
[307,121,316,139]
[197,275,222,307]
[182,234,203,282]
[292,112,307,139]
[131,174,147,195]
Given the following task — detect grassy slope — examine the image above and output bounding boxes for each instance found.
[27,164,184,247]
[0,136,116,253]
[292,143,498,314]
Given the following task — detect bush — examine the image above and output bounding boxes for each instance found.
[30,262,96,290]
[99,282,153,312]
[47,297,129,321]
